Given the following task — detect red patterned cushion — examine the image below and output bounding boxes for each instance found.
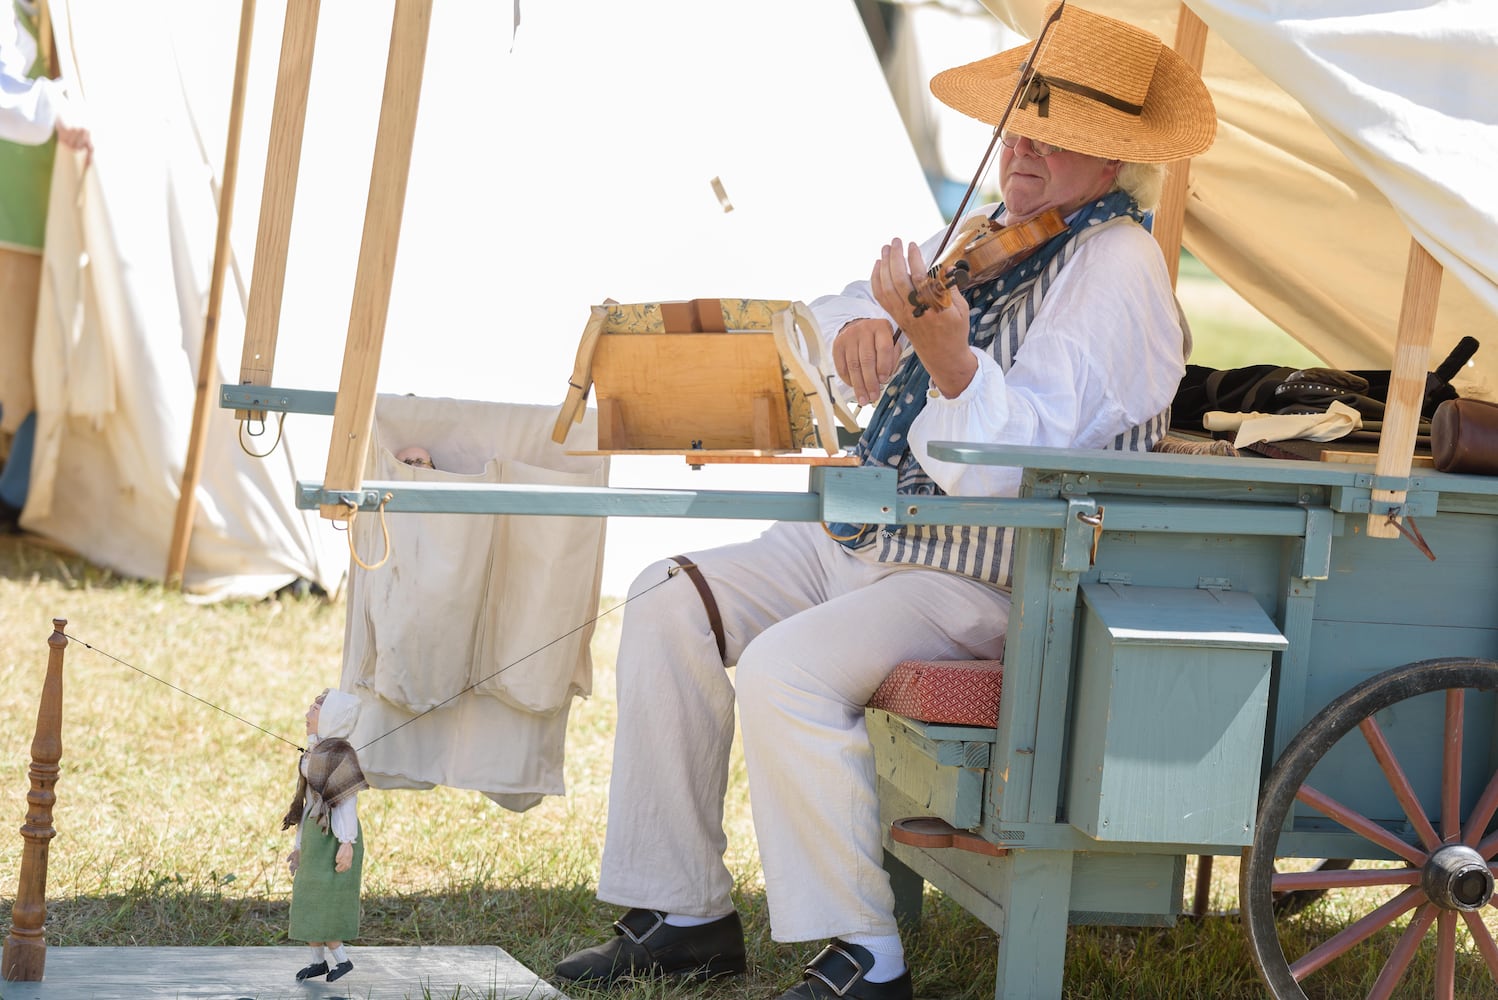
[867,659,1003,728]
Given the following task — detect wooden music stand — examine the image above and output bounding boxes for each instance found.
[552,297,859,462]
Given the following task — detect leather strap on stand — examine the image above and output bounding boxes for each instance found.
[669,556,727,664]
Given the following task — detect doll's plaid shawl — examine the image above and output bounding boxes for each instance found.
[282,738,369,834]
[825,191,1168,587]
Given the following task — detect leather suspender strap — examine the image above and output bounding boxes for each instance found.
[669,556,727,664]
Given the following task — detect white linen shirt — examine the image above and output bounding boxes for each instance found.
[808,204,1185,498]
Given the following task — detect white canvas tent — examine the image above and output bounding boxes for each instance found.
[18,0,940,599]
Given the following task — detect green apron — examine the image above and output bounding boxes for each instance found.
[0,1,56,252]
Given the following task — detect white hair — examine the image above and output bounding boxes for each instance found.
[1114,161,1167,211]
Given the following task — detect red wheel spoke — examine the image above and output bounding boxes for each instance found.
[1273,867,1419,892]
[1360,716,1442,851]
[1298,783,1429,867]
[1460,908,1498,983]
[1466,766,1498,848]
[1366,903,1437,1000]
[1290,886,1423,981]
[1435,911,1456,1000]
[1480,831,1498,860]
[1442,689,1464,842]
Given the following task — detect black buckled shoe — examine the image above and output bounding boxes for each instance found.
[772,940,913,1000]
[553,908,747,985]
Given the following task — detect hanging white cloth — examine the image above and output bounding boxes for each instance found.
[341,395,608,811]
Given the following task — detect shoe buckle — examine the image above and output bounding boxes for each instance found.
[614,908,665,945]
[805,942,863,997]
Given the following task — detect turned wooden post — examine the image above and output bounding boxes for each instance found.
[2,618,68,981]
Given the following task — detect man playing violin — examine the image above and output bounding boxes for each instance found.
[554,5,1217,999]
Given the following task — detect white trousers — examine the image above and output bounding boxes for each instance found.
[597,520,1011,943]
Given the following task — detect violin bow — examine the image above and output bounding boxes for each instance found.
[927,0,1067,267]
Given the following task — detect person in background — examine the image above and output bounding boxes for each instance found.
[0,0,91,532]
[552,5,1217,999]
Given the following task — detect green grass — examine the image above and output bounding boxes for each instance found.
[4,534,1495,999]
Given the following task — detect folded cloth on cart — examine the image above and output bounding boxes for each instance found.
[1203,400,1362,449]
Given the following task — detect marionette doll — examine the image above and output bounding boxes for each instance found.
[283,688,368,982]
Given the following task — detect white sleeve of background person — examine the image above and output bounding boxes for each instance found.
[0,14,59,144]
[908,224,1185,497]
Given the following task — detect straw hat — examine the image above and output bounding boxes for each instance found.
[930,2,1216,163]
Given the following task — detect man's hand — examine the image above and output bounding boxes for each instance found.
[868,238,977,399]
[286,849,300,876]
[335,842,353,873]
[832,318,899,406]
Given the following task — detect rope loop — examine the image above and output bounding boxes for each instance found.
[238,411,286,458]
[345,493,394,571]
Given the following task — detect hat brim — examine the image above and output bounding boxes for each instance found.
[930,42,1216,163]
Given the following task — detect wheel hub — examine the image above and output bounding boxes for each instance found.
[1421,843,1495,911]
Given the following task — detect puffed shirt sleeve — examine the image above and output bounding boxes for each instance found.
[906,222,1185,498]
[330,794,359,844]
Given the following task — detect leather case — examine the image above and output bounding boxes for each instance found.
[1432,398,1498,475]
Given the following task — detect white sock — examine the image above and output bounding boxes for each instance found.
[841,932,906,982]
[329,944,349,964]
[662,911,730,927]
[308,945,325,965]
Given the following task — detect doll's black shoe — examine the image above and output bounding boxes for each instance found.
[327,959,354,981]
[554,908,745,985]
[294,960,328,981]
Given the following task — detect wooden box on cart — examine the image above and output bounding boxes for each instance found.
[1066,582,1287,845]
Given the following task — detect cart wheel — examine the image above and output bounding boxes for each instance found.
[1242,658,1498,1000]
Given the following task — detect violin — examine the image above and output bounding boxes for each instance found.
[907,209,1066,317]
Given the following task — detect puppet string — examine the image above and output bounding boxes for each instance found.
[60,565,682,755]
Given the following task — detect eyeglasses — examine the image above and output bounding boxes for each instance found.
[1000,131,1063,157]
[401,455,434,469]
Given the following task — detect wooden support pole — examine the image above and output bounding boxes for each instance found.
[1367,238,1444,538]
[235,0,322,420]
[165,0,257,589]
[2,619,68,982]
[319,0,432,520]
[1156,3,1216,912]
[35,0,55,78]
[1151,3,1208,288]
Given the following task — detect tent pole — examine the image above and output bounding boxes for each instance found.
[1154,3,1214,918]
[1151,3,1207,289]
[165,0,257,589]
[34,0,54,77]
[1367,238,1443,539]
[319,0,432,521]
[234,0,322,421]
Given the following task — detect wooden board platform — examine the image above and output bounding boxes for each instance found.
[0,945,566,1000]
